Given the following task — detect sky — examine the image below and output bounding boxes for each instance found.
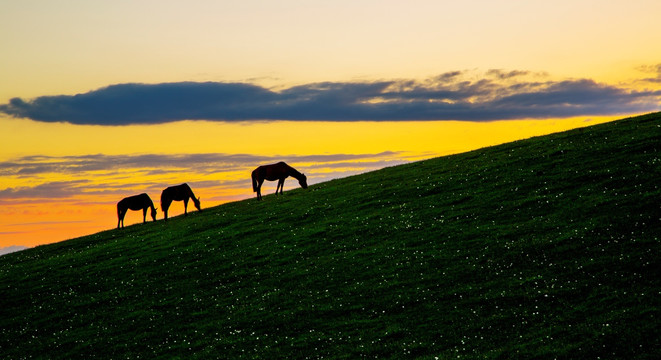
[1,0,661,251]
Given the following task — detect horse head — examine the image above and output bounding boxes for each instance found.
[151,207,158,221]
[299,174,308,189]
[194,197,202,211]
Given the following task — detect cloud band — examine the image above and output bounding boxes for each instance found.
[2,70,660,125]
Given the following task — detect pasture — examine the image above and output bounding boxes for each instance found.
[1,112,660,359]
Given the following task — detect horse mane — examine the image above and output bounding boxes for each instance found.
[145,196,156,210]
[285,163,305,181]
[185,183,201,208]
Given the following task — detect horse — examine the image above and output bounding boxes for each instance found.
[160,183,201,220]
[251,161,308,200]
[117,193,157,229]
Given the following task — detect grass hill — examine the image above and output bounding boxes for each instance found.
[2,113,661,359]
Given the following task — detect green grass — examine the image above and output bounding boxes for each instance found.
[2,112,661,359]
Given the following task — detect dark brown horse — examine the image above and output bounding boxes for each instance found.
[161,183,201,220]
[117,193,157,229]
[251,161,308,200]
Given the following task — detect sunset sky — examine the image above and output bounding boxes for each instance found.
[2,0,661,251]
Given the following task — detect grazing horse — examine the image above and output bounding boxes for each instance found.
[251,161,308,201]
[161,183,201,220]
[117,193,157,229]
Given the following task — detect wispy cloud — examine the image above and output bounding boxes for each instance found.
[2,70,659,125]
[0,246,29,256]
[638,63,661,84]
[0,152,400,177]
[0,153,270,177]
[0,180,89,199]
[0,152,405,201]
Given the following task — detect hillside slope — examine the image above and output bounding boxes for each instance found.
[1,113,661,359]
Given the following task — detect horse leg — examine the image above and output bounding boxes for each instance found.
[278,178,286,195]
[117,209,125,229]
[257,179,264,200]
[142,207,147,223]
[184,198,189,215]
[163,200,171,220]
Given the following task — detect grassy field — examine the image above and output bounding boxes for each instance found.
[1,112,660,359]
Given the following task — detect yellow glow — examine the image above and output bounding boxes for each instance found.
[1,115,620,160]
[1,115,623,248]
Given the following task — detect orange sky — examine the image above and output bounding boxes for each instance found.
[1,1,661,251]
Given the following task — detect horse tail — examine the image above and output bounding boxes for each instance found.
[251,169,258,192]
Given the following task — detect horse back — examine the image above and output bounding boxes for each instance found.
[119,193,153,210]
[162,183,193,201]
[259,162,291,180]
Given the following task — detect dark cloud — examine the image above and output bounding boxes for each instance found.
[2,72,659,124]
[0,82,277,124]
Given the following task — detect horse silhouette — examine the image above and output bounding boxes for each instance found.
[251,161,308,200]
[117,193,157,229]
[161,183,201,220]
